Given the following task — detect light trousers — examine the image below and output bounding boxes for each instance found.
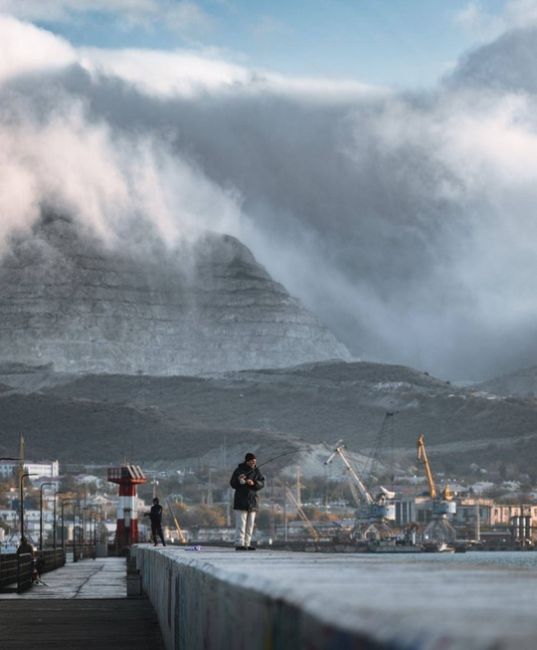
[235,510,256,547]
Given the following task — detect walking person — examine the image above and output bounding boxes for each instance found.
[145,497,166,546]
[230,452,264,551]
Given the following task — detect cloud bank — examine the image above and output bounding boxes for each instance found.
[1,15,537,381]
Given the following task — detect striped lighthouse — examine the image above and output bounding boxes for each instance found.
[107,465,147,550]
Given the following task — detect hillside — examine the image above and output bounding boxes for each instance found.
[476,366,537,398]
[2,361,537,475]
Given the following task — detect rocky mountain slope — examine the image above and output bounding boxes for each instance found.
[0,215,349,375]
[1,361,537,475]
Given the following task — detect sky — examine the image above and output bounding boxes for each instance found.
[0,0,510,88]
[1,1,537,381]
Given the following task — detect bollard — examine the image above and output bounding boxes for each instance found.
[126,555,142,598]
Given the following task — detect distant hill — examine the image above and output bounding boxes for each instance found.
[476,366,537,398]
[1,361,537,475]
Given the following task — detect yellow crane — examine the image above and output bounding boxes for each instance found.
[416,433,456,547]
[416,433,437,499]
[417,434,454,502]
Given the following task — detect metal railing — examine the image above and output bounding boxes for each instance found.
[0,553,22,591]
[38,548,66,573]
[0,548,66,594]
[70,543,97,562]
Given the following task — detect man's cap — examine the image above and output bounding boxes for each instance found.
[244,452,256,462]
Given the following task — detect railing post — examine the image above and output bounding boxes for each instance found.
[16,552,32,594]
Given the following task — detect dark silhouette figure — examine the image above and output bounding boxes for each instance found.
[145,497,166,546]
[230,452,264,550]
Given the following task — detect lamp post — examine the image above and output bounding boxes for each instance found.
[19,472,30,547]
[17,472,37,551]
[39,482,54,551]
[73,501,81,562]
[83,505,90,547]
[92,503,103,550]
[88,509,94,547]
[92,509,97,545]
[60,498,75,554]
[53,492,57,550]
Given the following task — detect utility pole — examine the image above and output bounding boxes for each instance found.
[296,465,302,509]
[207,468,213,507]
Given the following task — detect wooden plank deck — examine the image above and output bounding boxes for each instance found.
[0,599,165,649]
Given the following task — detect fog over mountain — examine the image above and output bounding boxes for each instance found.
[1,15,537,380]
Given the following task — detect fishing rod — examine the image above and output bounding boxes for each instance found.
[241,446,311,477]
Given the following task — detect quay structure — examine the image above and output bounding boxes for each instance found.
[132,544,537,650]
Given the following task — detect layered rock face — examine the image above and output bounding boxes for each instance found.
[0,216,349,375]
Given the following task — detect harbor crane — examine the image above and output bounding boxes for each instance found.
[416,434,456,545]
[325,440,395,541]
[166,497,187,544]
[279,481,320,543]
[416,434,456,514]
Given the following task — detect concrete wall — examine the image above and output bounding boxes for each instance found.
[132,547,384,650]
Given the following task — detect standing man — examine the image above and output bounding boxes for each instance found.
[230,452,264,551]
[145,497,166,546]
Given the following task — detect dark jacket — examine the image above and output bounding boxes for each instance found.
[230,463,265,511]
[149,503,163,524]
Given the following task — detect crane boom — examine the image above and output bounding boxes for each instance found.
[417,433,437,499]
[166,497,187,544]
[325,442,374,505]
[284,485,320,542]
[346,477,363,508]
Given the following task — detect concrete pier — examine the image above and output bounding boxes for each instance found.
[132,545,537,650]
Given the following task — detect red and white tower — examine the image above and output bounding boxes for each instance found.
[107,465,147,550]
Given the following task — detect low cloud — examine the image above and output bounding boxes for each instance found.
[0,14,76,83]
[2,15,537,381]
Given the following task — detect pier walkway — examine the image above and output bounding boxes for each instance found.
[0,557,164,649]
[3,548,537,649]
